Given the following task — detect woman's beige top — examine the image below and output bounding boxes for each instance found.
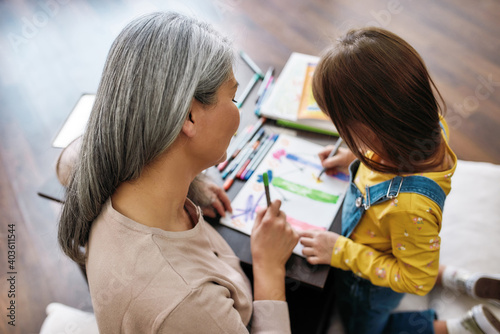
[86,199,291,333]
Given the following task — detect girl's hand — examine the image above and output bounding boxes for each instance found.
[298,230,340,265]
[251,200,299,270]
[318,146,356,175]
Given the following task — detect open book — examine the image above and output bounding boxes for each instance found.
[220,134,349,257]
[259,52,338,136]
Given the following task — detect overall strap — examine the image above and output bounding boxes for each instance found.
[439,120,448,141]
[342,160,447,238]
[362,175,446,211]
[362,121,447,209]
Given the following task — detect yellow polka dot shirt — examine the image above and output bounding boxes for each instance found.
[331,119,457,296]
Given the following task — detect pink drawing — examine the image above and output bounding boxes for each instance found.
[272,149,286,160]
[253,205,326,232]
[287,215,327,231]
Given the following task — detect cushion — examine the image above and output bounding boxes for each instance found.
[39,303,98,334]
[426,160,500,319]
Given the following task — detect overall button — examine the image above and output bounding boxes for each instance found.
[355,197,363,208]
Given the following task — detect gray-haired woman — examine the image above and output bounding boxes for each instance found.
[58,12,298,333]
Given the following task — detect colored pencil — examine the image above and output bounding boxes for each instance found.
[218,117,266,172]
[223,131,265,189]
[236,72,261,109]
[242,134,279,180]
[255,67,274,103]
[254,76,274,116]
[236,133,267,179]
[222,145,251,180]
[239,50,264,76]
[243,134,277,177]
[222,165,240,191]
[317,137,343,180]
[223,146,254,190]
[222,128,265,179]
[217,125,252,171]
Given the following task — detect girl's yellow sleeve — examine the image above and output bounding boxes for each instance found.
[331,199,442,296]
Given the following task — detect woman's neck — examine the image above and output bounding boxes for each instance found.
[111,152,198,232]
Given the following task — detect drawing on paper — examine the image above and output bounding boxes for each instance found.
[220,134,350,257]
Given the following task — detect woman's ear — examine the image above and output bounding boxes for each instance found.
[182,112,196,138]
[181,98,200,138]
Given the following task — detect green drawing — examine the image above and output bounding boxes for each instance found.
[271,177,339,204]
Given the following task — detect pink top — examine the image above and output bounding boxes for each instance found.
[86,199,291,333]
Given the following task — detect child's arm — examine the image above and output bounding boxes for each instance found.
[300,203,442,296]
[299,229,339,265]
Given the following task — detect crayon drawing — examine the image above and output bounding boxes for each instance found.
[220,134,350,257]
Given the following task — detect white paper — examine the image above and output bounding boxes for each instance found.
[220,134,349,257]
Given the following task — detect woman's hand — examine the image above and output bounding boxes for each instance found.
[251,200,299,300]
[188,174,232,218]
[318,146,356,175]
[251,200,299,268]
[298,230,340,266]
[201,182,232,218]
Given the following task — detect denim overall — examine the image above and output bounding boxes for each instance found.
[334,160,446,334]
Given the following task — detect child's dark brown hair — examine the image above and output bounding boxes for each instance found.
[313,27,446,174]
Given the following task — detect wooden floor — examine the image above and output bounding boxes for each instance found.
[0,0,498,333]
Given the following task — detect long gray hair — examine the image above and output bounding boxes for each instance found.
[58,12,234,265]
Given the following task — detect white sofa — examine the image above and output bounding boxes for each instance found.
[41,160,500,334]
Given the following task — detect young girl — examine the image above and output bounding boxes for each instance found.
[299,27,500,334]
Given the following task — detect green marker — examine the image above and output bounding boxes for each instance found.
[263,172,271,207]
[236,73,263,109]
